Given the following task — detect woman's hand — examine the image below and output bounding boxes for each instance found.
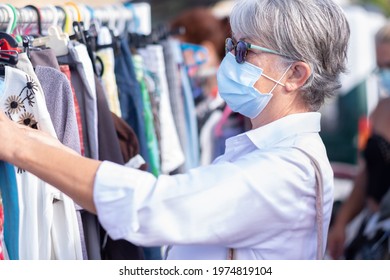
[0,111,78,164]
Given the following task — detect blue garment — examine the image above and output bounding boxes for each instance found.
[175,42,200,169]
[114,35,150,169]
[0,161,19,260]
[114,35,161,259]
[213,123,246,160]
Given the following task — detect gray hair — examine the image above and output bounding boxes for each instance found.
[230,0,350,111]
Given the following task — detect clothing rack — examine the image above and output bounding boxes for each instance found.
[0,3,151,35]
[0,6,66,33]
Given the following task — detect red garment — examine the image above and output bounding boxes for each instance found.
[59,65,85,156]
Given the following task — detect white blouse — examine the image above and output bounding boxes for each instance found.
[94,112,334,259]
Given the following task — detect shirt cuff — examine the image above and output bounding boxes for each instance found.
[93,161,156,241]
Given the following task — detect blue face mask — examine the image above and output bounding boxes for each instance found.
[378,69,390,95]
[217,52,290,119]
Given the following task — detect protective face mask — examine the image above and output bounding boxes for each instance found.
[378,69,390,96]
[217,52,290,119]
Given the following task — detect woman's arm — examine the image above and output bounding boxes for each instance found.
[0,112,101,213]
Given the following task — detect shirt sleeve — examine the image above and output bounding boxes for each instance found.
[94,147,317,248]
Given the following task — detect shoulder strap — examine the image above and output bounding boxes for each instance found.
[293,147,324,260]
[227,147,325,260]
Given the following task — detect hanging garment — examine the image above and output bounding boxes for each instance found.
[71,43,99,159]
[94,75,144,260]
[95,75,124,165]
[213,110,247,160]
[96,27,122,117]
[35,66,81,153]
[0,66,82,259]
[57,43,99,159]
[35,65,89,260]
[30,48,61,71]
[144,72,162,155]
[175,40,200,170]
[200,109,223,166]
[58,47,102,260]
[114,35,150,169]
[161,38,189,172]
[111,112,146,168]
[0,161,18,260]
[28,54,88,259]
[131,54,162,260]
[0,200,3,260]
[138,45,185,174]
[132,54,161,177]
[59,65,85,156]
[29,50,84,155]
[0,81,15,261]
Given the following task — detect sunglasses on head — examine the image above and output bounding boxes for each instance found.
[225,37,283,64]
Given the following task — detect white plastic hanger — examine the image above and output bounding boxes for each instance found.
[42,5,59,35]
[0,4,15,34]
[32,25,69,56]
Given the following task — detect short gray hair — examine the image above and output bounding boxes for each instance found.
[230,0,350,111]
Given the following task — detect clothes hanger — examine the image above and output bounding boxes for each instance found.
[40,5,59,35]
[61,5,77,35]
[124,2,140,34]
[78,4,91,30]
[24,5,42,36]
[0,31,19,76]
[69,21,101,76]
[32,25,69,56]
[0,50,18,65]
[113,4,129,36]
[55,6,67,32]
[0,4,14,34]
[5,4,17,36]
[65,2,82,22]
[0,8,22,62]
[14,7,31,37]
[0,32,18,49]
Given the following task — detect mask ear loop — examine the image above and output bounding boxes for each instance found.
[264,63,293,93]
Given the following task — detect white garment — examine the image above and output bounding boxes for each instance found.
[71,43,99,159]
[138,45,185,174]
[94,112,334,259]
[0,66,82,260]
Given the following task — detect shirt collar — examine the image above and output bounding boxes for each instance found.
[244,112,321,149]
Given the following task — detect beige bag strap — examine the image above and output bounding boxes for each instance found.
[296,148,324,260]
[228,147,324,260]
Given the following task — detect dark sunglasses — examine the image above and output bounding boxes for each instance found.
[225,37,283,64]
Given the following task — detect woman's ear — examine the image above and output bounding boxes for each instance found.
[284,61,311,92]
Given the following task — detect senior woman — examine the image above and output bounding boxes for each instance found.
[0,0,349,259]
